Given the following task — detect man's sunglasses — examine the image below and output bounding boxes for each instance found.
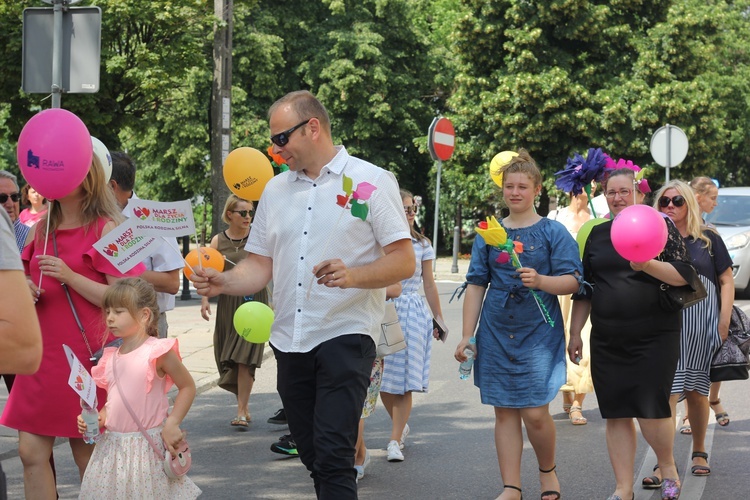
[270,119,311,147]
[0,193,20,203]
[658,195,686,208]
[231,210,255,218]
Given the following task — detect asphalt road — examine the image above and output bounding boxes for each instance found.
[2,283,749,499]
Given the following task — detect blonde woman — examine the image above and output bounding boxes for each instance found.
[201,194,269,427]
[0,157,143,499]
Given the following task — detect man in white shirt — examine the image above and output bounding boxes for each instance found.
[109,152,182,338]
[194,90,414,499]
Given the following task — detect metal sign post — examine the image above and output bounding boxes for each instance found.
[650,124,689,182]
[427,117,455,272]
[23,1,100,106]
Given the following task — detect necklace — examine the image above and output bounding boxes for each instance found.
[224,230,248,252]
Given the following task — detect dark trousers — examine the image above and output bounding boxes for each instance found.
[273,334,375,500]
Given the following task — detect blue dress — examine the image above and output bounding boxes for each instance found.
[466,217,582,408]
[380,237,435,394]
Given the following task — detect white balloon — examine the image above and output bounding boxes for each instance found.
[91,136,112,182]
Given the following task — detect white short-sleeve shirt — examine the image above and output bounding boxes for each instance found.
[247,146,410,352]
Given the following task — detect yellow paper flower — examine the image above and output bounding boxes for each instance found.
[476,216,507,247]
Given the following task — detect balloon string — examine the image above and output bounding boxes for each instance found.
[193,230,204,271]
[37,201,54,292]
[305,205,347,300]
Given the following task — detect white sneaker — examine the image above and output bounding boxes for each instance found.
[387,440,404,462]
[354,449,371,481]
[399,423,410,450]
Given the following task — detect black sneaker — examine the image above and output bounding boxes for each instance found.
[267,408,287,425]
[270,434,298,456]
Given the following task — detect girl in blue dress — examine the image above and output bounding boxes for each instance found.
[455,149,582,500]
[380,189,445,463]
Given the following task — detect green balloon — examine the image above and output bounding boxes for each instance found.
[576,218,608,259]
[233,301,274,343]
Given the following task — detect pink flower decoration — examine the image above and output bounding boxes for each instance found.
[352,182,377,200]
[496,252,510,264]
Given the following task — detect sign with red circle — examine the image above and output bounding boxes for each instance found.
[428,117,455,161]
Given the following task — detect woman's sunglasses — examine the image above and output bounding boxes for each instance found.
[0,193,20,203]
[658,195,686,208]
[231,210,255,218]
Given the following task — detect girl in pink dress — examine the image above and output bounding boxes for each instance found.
[78,278,201,498]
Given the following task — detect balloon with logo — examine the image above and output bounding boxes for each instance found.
[16,108,93,200]
[233,301,274,343]
[223,147,274,201]
[611,205,668,262]
[91,136,112,182]
[576,218,608,259]
[489,151,519,188]
[183,247,225,280]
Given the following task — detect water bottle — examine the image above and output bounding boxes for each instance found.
[81,398,100,444]
[458,337,476,380]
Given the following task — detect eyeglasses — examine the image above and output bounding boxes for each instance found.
[404,206,417,215]
[270,119,312,147]
[0,193,20,203]
[604,189,633,199]
[658,195,686,208]
[231,210,255,218]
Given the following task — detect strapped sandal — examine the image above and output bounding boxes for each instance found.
[690,451,711,476]
[562,402,572,414]
[539,465,561,500]
[231,415,249,428]
[710,399,730,426]
[642,464,662,489]
[679,415,692,435]
[568,405,587,425]
[499,485,523,500]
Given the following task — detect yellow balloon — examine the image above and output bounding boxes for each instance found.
[223,147,274,201]
[489,151,519,188]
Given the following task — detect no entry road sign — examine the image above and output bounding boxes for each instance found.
[428,117,455,161]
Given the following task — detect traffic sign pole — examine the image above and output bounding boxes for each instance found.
[52,0,63,108]
[432,159,442,272]
[427,117,455,272]
[650,124,688,182]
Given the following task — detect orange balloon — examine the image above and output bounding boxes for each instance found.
[184,247,225,280]
[223,147,274,201]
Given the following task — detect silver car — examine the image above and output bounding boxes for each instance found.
[704,187,750,293]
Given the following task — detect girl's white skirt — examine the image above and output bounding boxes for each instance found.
[79,427,201,499]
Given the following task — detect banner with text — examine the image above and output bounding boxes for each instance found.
[129,199,195,238]
[93,217,160,273]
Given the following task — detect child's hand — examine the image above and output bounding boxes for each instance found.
[517,267,542,289]
[162,422,186,458]
[77,414,87,435]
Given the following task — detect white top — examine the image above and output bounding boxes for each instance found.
[124,194,184,313]
[1,209,23,271]
[247,146,410,353]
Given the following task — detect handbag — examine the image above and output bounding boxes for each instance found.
[54,232,121,365]
[377,301,407,357]
[658,275,708,312]
[710,305,750,382]
[112,354,192,479]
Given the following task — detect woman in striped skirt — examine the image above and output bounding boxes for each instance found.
[379,189,445,463]
[643,180,734,487]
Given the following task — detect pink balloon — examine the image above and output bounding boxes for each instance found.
[611,204,668,262]
[16,109,92,200]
